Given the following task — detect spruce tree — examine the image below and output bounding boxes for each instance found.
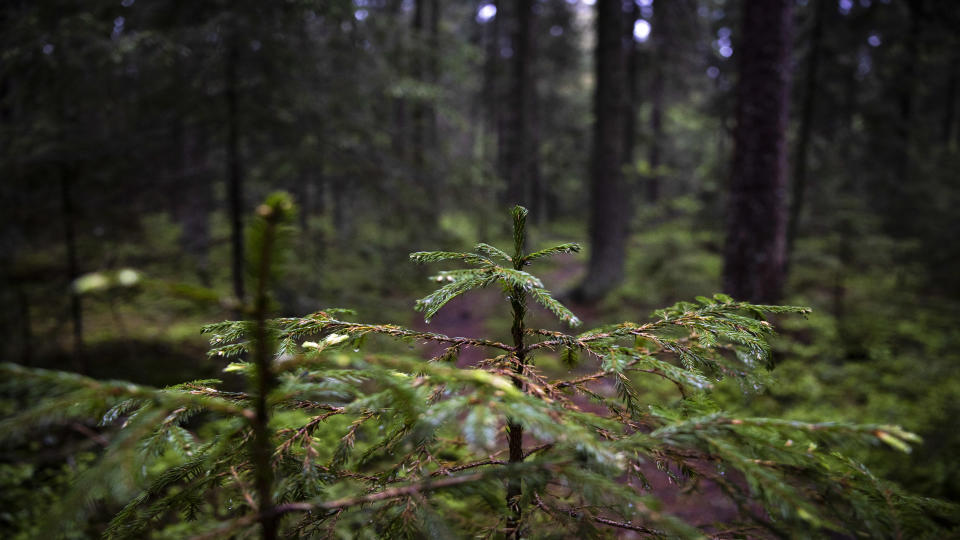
[1,200,955,538]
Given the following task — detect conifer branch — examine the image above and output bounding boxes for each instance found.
[532,493,660,536]
[278,317,514,352]
[191,472,491,540]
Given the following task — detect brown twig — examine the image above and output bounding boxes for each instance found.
[190,471,489,540]
[70,422,109,447]
[532,493,660,536]
[230,466,259,511]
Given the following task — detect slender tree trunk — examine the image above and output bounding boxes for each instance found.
[478,4,501,240]
[412,0,425,171]
[251,208,280,540]
[502,0,539,212]
[787,0,825,263]
[573,0,628,303]
[722,0,793,303]
[893,0,922,208]
[622,1,639,181]
[647,4,664,204]
[226,33,245,304]
[59,166,83,370]
[410,0,439,222]
[505,208,528,539]
[833,68,859,357]
[390,0,407,160]
[428,0,440,152]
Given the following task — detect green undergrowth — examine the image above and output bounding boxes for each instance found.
[1,198,955,539]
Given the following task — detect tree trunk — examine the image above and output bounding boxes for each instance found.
[481,0,499,163]
[890,0,922,219]
[786,0,825,263]
[722,0,793,303]
[389,0,407,160]
[411,0,438,222]
[502,0,540,212]
[428,0,440,152]
[505,209,528,539]
[573,0,628,303]
[647,3,664,204]
[833,64,860,357]
[412,0,426,171]
[225,32,245,305]
[178,125,212,285]
[622,0,639,177]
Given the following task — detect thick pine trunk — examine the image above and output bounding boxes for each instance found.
[574,0,628,303]
[722,0,793,303]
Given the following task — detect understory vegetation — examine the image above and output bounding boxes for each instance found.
[2,200,956,538]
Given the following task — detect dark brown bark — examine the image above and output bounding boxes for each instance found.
[225,33,245,305]
[722,0,793,303]
[251,211,279,540]
[505,212,527,539]
[623,0,639,171]
[787,0,825,262]
[412,0,426,171]
[502,0,540,212]
[573,0,629,303]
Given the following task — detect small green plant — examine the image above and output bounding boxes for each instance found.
[1,201,954,539]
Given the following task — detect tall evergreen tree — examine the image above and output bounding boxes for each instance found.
[722,0,793,303]
[574,0,629,303]
[500,0,541,215]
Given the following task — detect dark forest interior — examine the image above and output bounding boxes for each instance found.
[2,0,959,538]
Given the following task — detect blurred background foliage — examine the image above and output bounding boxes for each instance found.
[1,0,959,536]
